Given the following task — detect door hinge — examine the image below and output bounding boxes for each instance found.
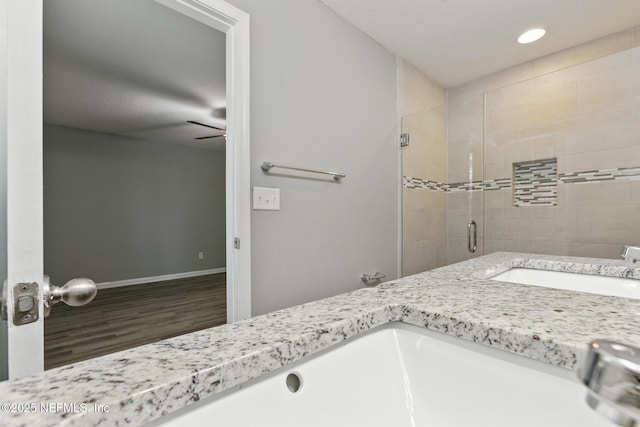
[234,237,241,249]
[400,133,410,147]
[0,280,6,321]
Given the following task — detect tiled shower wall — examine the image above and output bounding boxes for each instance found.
[447,26,640,264]
[399,60,448,275]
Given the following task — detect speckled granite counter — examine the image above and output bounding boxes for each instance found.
[2,252,640,426]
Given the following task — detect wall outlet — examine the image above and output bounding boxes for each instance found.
[253,186,280,210]
[198,251,204,260]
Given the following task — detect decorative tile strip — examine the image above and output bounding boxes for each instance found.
[403,166,640,195]
[448,181,484,192]
[558,166,640,184]
[482,178,512,191]
[402,176,449,192]
[405,177,513,192]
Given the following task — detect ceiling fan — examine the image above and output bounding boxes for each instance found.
[187,120,226,140]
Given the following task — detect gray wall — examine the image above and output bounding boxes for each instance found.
[44,124,226,284]
[226,0,399,315]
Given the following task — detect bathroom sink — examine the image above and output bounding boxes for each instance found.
[490,268,640,299]
[148,323,613,427]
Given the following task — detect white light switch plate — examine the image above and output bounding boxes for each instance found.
[253,186,280,210]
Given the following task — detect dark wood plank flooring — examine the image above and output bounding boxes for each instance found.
[44,273,226,370]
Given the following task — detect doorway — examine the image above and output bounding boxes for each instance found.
[43,0,228,368]
[1,0,250,380]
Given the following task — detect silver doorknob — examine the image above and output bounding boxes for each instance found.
[43,275,97,317]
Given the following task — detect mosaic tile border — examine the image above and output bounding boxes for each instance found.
[448,178,513,192]
[403,176,449,192]
[513,158,558,207]
[403,166,640,194]
[403,176,512,192]
[558,166,640,184]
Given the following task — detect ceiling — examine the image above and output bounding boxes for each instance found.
[44,0,227,150]
[319,0,640,88]
[44,0,640,147]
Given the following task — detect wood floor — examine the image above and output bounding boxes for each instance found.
[44,273,226,370]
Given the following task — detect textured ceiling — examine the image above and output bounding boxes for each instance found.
[45,0,640,146]
[44,0,226,150]
[319,0,640,88]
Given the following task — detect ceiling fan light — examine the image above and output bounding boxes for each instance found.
[517,28,546,44]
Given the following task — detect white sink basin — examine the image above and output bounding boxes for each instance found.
[490,268,640,299]
[148,323,612,427]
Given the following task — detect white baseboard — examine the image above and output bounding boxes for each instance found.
[97,268,226,290]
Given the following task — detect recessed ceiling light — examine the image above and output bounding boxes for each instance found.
[517,28,546,44]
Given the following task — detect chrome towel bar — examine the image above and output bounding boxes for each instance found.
[260,161,346,181]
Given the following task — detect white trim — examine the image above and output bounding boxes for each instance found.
[3,0,45,379]
[154,0,251,323]
[396,58,403,278]
[97,268,226,290]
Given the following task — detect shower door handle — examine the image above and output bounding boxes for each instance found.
[467,220,477,253]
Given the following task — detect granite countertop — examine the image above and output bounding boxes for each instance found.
[2,252,640,426]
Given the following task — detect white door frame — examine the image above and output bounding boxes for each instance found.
[1,0,45,380]
[0,0,251,379]
[156,0,252,324]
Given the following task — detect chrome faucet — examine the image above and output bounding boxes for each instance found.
[621,246,640,263]
[578,339,640,427]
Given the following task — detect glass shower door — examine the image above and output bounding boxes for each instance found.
[400,105,448,276]
[480,44,640,259]
[446,90,485,264]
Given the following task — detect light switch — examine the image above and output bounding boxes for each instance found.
[253,186,280,210]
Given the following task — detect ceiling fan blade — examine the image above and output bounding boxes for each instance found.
[187,120,225,132]
[195,135,225,140]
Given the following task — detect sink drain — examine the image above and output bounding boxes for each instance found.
[286,372,302,393]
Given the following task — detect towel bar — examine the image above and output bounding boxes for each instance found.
[260,161,345,181]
